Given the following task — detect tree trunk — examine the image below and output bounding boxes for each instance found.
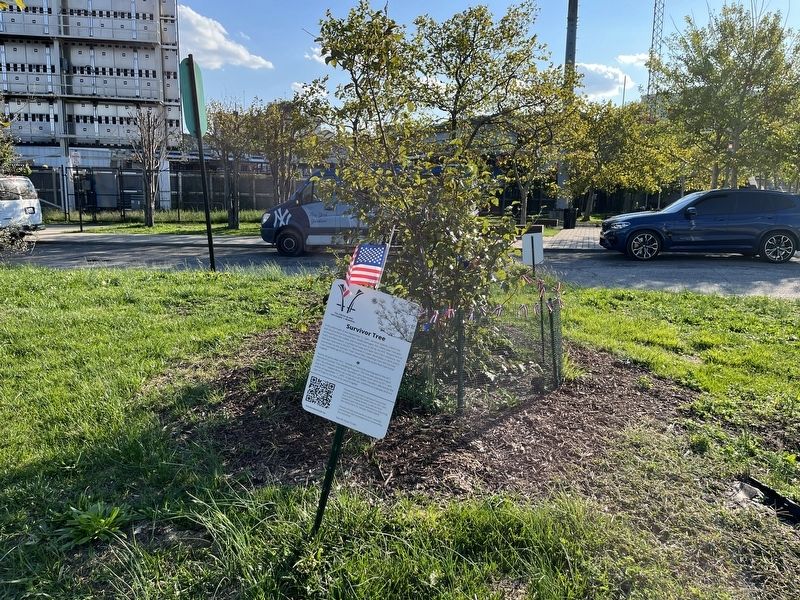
[228,159,241,229]
[517,182,529,228]
[582,189,595,221]
[143,170,155,227]
[711,163,720,189]
[222,157,230,215]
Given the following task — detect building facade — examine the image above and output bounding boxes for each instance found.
[0,0,181,208]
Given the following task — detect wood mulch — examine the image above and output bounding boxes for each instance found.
[180,326,698,498]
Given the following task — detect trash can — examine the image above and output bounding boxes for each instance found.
[563,207,578,229]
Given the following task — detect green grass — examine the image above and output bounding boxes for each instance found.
[44,209,264,237]
[561,287,800,498]
[0,267,322,596]
[2,267,798,597]
[98,490,696,599]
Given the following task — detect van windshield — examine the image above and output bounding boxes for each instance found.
[0,178,37,201]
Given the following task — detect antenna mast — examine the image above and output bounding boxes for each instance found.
[647,0,665,111]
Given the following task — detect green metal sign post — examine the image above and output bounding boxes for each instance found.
[179,54,215,271]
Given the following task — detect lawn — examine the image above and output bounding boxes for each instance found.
[561,287,800,499]
[44,209,264,237]
[0,266,797,597]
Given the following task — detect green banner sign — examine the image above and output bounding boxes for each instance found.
[179,56,207,137]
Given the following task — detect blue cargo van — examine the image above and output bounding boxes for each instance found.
[260,176,365,256]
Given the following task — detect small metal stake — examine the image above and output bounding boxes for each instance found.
[539,296,546,366]
[549,303,560,387]
[310,424,346,537]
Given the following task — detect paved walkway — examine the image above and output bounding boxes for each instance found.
[37,224,604,251]
[34,224,263,248]
[543,226,602,251]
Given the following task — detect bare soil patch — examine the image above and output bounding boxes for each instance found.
[180,327,699,498]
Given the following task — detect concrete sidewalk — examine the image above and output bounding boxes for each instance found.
[543,226,602,252]
[34,223,604,252]
[33,224,264,248]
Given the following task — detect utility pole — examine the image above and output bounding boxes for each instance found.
[557,0,579,211]
[564,0,578,84]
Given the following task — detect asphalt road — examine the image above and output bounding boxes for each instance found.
[540,251,800,299]
[7,237,337,273]
[5,235,799,299]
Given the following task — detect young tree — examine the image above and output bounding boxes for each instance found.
[205,101,254,229]
[0,126,28,175]
[656,3,800,188]
[128,106,167,227]
[318,2,521,389]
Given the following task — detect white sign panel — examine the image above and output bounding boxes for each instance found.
[522,232,544,265]
[302,279,420,439]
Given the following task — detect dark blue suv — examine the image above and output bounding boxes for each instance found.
[600,189,800,263]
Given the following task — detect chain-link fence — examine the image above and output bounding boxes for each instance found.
[28,166,304,223]
[400,282,564,412]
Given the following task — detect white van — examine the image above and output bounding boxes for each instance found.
[0,176,43,235]
[260,173,366,256]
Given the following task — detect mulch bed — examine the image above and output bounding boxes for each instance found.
[182,326,699,498]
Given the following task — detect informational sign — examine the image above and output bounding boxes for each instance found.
[302,279,419,439]
[522,231,544,266]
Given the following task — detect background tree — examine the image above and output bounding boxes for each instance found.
[205,101,254,230]
[412,2,548,150]
[251,80,329,205]
[128,106,167,227]
[566,101,669,218]
[493,67,572,226]
[657,3,800,188]
[0,126,28,175]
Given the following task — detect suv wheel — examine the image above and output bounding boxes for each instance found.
[760,231,796,263]
[626,230,661,261]
[276,229,304,257]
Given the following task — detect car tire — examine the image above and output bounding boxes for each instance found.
[276,229,304,257]
[759,231,796,263]
[626,230,661,261]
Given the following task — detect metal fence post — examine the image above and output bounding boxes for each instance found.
[549,303,560,387]
[177,172,182,221]
[456,308,465,412]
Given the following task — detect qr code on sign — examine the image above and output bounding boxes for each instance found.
[305,376,335,409]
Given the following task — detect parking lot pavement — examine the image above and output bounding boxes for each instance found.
[540,251,800,299]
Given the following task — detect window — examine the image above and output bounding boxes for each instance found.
[694,194,731,216]
[735,192,796,214]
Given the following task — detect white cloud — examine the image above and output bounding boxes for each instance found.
[177,5,273,70]
[291,82,305,94]
[304,46,328,66]
[616,53,649,68]
[577,63,634,100]
[239,31,251,41]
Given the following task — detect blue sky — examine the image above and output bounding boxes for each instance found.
[176,1,798,106]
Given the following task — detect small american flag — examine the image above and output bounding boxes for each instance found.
[344,243,387,296]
